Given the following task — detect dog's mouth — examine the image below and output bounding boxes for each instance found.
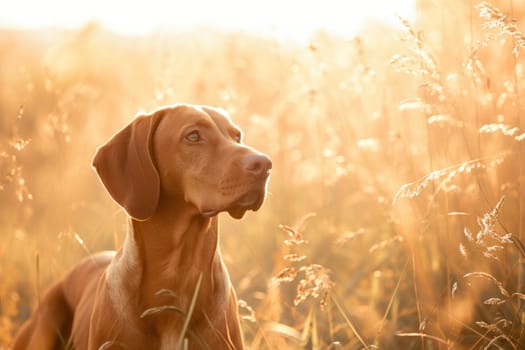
[200,170,271,219]
[201,187,267,219]
[227,190,265,219]
[235,191,260,207]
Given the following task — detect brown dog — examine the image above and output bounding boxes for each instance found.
[13,104,272,349]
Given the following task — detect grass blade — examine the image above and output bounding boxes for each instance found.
[176,272,203,350]
[330,292,370,350]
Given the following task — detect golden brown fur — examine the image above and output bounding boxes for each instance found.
[13,104,272,349]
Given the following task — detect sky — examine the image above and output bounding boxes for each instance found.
[0,0,415,40]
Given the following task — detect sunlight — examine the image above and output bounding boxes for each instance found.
[0,0,415,40]
[4,1,525,348]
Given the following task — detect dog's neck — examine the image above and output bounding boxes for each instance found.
[134,202,219,275]
[109,197,230,322]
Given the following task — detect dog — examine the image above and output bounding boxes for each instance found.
[13,103,272,349]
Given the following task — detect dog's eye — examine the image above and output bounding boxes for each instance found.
[185,131,201,143]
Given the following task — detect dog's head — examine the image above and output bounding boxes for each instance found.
[93,104,271,220]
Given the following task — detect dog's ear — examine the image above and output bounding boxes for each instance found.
[92,110,165,220]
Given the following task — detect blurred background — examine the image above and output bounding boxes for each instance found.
[1,0,525,349]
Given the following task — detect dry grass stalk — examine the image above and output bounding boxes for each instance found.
[237,299,256,323]
[477,2,525,57]
[393,152,509,203]
[274,217,334,312]
[0,106,31,202]
[462,196,512,261]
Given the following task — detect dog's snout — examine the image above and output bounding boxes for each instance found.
[242,154,272,177]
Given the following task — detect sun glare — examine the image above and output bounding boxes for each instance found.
[1,0,415,40]
[4,0,525,348]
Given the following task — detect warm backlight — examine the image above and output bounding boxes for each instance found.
[0,0,415,39]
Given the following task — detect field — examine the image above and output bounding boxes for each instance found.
[2,1,525,349]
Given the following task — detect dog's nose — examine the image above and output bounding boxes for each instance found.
[242,154,272,177]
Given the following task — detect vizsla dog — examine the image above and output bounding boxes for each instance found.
[13,104,272,349]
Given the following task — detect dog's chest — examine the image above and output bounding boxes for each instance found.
[160,331,179,350]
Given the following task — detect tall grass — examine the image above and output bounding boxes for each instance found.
[1,1,525,349]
